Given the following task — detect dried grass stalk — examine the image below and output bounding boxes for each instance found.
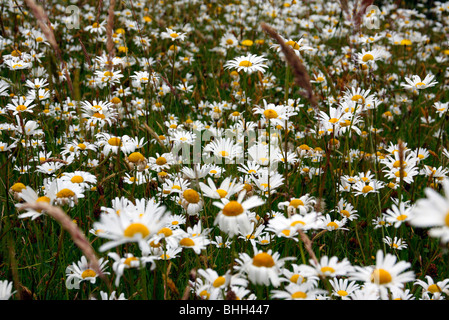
[339,0,349,16]
[106,0,116,67]
[19,202,106,281]
[353,0,374,31]
[298,229,319,266]
[260,22,318,110]
[23,0,74,94]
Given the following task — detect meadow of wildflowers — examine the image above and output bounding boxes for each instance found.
[1,0,449,303]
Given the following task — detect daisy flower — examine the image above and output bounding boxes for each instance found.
[349,250,415,299]
[199,177,243,200]
[301,255,354,278]
[93,201,169,255]
[0,280,16,300]
[5,96,35,116]
[354,48,385,66]
[108,252,153,287]
[93,291,127,300]
[277,194,316,216]
[177,221,211,254]
[47,179,85,207]
[203,137,243,164]
[352,180,384,197]
[317,214,348,231]
[85,20,106,34]
[408,178,449,243]
[270,36,315,58]
[271,282,326,300]
[181,188,204,216]
[219,32,239,48]
[197,268,248,295]
[65,256,109,289]
[383,202,415,228]
[161,27,187,41]
[334,199,359,221]
[16,185,54,220]
[281,263,320,287]
[400,74,438,91]
[210,235,232,249]
[253,99,297,126]
[234,248,294,287]
[154,245,183,261]
[59,171,97,191]
[224,53,268,74]
[95,133,136,155]
[414,275,449,297]
[266,212,319,238]
[329,278,361,300]
[212,190,265,237]
[383,236,408,250]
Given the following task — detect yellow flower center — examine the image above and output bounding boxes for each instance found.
[286,40,300,50]
[56,188,75,198]
[16,105,27,111]
[216,189,228,198]
[282,230,291,236]
[36,196,51,203]
[370,268,392,285]
[328,118,339,124]
[289,199,304,208]
[263,109,278,119]
[291,291,307,299]
[396,214,408,221]
[327,222,339,229]
[124,256,138,266]
[220,150,230,157]
[290,274,304,283]
[111,97,121,104]
[340,210,350,218]
[337,290,348,296]
[11,182,26,193]
[108,137,121,146]
[252,252,275,268]
[222,201,244,217]
[238,60,252,67]
[394,170,407,178]
[362,53,374,62]
[321,266,336,274]
[351,94,365,103]
[157,227,173,237]
[11,50,22,57]
[124,223,150,238]
[362,185,374,193]
[155,157,167,166]
[183,189,200,203]
[70,175,84,184]
[428,284,442,294]
[81,269,96,279]
[212,276,226,288]
[291,220,306,227]
[128,152,145,163]
[199,290,210,300]
[179,237,195,247]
